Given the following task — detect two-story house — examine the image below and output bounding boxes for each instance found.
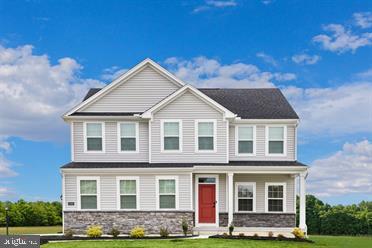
[61,59,308,235]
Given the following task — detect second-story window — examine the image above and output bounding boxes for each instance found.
[237,126,255,155]
[162,120,181,152]
[267,126,286,155]
[86,123,104,152]
[196,120,216,152]
[119,123,138,152]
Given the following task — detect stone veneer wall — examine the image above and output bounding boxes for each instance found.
[64,211,194,234]
[219,213,296,227]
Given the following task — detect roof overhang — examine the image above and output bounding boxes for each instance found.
[141,84,237,119]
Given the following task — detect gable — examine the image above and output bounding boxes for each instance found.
[79,65,181,113]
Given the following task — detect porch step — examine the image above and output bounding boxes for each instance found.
[193,227,294,238]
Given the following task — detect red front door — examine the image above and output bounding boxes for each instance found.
[198,184,216,224]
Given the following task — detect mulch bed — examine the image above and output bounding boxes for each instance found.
[40,235,197,245]
[209,235,314,243]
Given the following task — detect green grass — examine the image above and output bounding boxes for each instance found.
[42,235,372,248]
[0,226,62,235]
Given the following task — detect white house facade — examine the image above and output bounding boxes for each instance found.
[61,58,308,235]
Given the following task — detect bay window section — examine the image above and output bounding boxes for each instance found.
[237,126,254,155]
[79,178,99,210]
[268,126,285,155]
[85,123,103,152]
[266,183,286,212]
[119,123,138,152]
[197,120,215,152]
[235,183,255,212]
[157,177,177,209]
[162,121,181,152]
[118,178,138,209]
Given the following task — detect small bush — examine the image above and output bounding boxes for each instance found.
[130,227,145,238]
[228,224,234,236]
[86,225,103,238]
[181,218,189,236]
[292,227,305,239]
[109,227,120,238]
[253,233,259,238]
[222,232,229,238]
[64,229,74,238]
[160,227,169,238]
[277,234,285,240]
[238,233,245,237]
[268,231,274,238]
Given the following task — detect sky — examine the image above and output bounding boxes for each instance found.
[0,0,371,205]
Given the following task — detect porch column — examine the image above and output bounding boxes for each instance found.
[228,172,234,226]
[299,172,307,233]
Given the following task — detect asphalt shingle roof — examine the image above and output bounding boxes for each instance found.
[79,87,299,119]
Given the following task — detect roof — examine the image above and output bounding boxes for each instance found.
[61,161,307,169]
[81,88,298,119]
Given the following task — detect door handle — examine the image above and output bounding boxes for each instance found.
[213,201,217,208]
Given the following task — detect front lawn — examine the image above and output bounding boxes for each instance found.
[42,235,372,248]
[0,226,62,235]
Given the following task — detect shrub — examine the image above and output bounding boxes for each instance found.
[268,231,274,237]
[109,227,120,238]
[130,226,145,238]
[222,232,229,238]
[160,227,169,238]
[291,227,305,239]
[64,229,74,238]
[181,218,189,236]
[253,233,259,238]
[277,234,285,240]
[86,225,103,238]
[228,224,234,236]
[238,233,245,237]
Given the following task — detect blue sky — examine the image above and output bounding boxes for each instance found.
[0,0,371,205]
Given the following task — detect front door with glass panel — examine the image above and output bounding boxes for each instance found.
[198,177,216,224]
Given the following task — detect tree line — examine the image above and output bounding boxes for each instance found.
[297,195,372,235]
[0,200,62,226]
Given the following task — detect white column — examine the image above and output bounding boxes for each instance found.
[228,172,234,226]
[299,172,307,233]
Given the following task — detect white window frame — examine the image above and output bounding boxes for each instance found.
[235,125,256,156]
[116,176,140,210]
[265,182,287,213]
[77,176,100,211]
[117,122,139,153]
[235,182,256,213]
[195,119,217,153]
[160,120,182,153]
[84,122,105,153]
[155,176,179,210]
[265,125,287,156]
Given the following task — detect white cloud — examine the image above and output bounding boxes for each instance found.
[164,56,296,88]
[101,66,128,81]
[0,44,105,142]
[308,140,372,197]
[0,187,13,197]
[193,0,237,13]
[292,53,321,65]
[354,12,372,29]
[313,24,372,53]
[356,68,372,79]
[0,155,17,178]
[283,82,372,135]
[256,52,278,67]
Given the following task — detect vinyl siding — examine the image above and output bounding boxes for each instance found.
[63,173,192,211]
[219,174,227,212]
[73,121,149,162]
[229,124,296,161]
[151,91,228,163]
[79,66,180,113]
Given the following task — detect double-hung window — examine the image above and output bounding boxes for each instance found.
[267,126,286,155]
[85,122,104,152]
[157,177,178,210]
[79,177,99,210]
[117,177,138,210]
[119,122,138,152]
[236,126,255,155]
[235,182,256,212]
[162,120,181,152]
[266,183,286,212]
[196,120,216,152]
